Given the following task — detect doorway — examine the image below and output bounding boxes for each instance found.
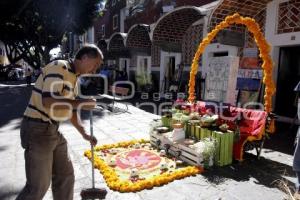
[275,46,300,118]
[136,56,151,91]
[137,56,151,75]
[159,51,181,93]
[163,56,176,92]
[119,58,130,80]
[168,57,176,79]
[166,56,176,80]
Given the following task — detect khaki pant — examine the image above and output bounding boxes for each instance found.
[16,118,74,200]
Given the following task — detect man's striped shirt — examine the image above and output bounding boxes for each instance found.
[24,60,78,123]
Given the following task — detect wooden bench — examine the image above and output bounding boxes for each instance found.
[228,107,268,161]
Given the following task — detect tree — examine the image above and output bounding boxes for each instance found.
[0,0,103,68]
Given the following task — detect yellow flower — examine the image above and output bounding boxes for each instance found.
[84,140,202,192]
[188,13,275,112]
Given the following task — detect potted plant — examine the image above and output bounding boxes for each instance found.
[135,72,152,92]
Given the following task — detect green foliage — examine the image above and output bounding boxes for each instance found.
[0,0,104,68]
[135,72,152,86]
[202,138,216,160]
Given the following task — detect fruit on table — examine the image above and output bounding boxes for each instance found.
[172,113,190,122]
[219,123,229,132]
[183,109,191,115]
[189,112,200,120]
[201,114,218,123]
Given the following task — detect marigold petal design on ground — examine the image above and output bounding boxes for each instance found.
[84,139,203,192]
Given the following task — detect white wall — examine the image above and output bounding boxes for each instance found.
[266,0,300,47]
[87,27,95,44]
[107,60,116,66]
[266,0,300,109]
[266,0,300,73]
[120,8,126,33]
[151,66,160,72]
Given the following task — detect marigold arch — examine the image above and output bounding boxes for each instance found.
[188,13,276,113]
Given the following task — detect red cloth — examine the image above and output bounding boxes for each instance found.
[229,107,267,136]
[192,101,268,160]
[229,107,267,160]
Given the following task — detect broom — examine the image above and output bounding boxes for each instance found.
[81,110,107,200]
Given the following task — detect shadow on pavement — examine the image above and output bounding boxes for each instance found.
[0,188,20,200]
[203,153,295,191]
[79,109,106,121]
[0,82,297,188]
[0,82,108,129]
[264,122,297,155]
[0,82,32,129]
[0,145,8,152]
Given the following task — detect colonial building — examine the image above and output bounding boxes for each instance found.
[94,0,218,91]
[93,0,130,79]
[125,24,152,87]
[205,0,300,121]
[91,0,300,120]
[96,0,127,39]
[150,2,217,93]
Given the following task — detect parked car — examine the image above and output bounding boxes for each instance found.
[7,67,25,80]
[0,65,8,80]
[0,64,25,81]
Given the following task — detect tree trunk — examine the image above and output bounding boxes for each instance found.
[43,46,50,65]
[17,41,41,69]
[4,43,24,64]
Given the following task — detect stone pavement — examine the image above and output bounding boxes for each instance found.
[0,83,296,200]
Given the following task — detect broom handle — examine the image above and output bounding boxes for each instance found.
[90,109,95,189]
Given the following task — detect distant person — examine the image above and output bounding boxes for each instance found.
[116,69,128,81]
[34,68,41,80]
[99,67,110,78]
[16,44,106,200]
[25,65,32,86]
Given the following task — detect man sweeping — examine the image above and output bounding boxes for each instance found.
[17,44,105,200]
